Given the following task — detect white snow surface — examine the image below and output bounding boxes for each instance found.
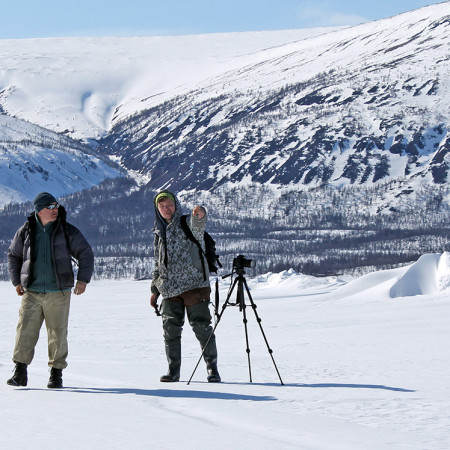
[1,252,449,449]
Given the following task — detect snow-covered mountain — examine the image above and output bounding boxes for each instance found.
[0,27,339,204]
[0,114,123,205]
[0,28,337,140]
[99,2,450,192]
[0,2,449,206]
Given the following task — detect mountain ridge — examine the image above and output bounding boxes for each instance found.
[95,2,450,195]
[1,3,449,202]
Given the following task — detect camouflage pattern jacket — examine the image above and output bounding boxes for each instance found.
[151,191,210,299]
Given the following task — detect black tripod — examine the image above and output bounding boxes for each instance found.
[187,265,284,385]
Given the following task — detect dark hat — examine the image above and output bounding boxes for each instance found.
[33,192,58,213]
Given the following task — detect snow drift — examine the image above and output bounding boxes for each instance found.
[327,252,450,300]
[390,252,450,297]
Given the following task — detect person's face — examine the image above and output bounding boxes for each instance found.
[38,202,59,225]
[157,198,176,222]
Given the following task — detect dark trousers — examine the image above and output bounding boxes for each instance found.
[161,287,217,374]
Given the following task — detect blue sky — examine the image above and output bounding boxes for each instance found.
[0,0,441,39]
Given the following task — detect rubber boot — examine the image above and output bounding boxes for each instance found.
[47,368,63,389]
[204,341,221,383]
[197,323,221,382]
[160,341,181,382]
[7,362,28,387]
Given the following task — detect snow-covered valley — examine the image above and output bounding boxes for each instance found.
[1,253,449,449]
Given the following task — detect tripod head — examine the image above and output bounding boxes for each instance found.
[223,255,256,311]
[222,266,246,280]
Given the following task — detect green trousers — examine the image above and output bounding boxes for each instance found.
[12,290,71,369]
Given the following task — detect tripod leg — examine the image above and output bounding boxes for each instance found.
[243,278,284,385]
[240,299,253,383]
[236,275,253,382]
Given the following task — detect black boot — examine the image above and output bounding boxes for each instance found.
[207,363,221,383]
[160,341,181,382]
[47,368,63,389]
[7,362,28,387]
[203,339,221,383]
[160,371,180,382]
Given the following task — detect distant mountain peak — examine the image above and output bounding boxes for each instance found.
[98,3,450,192]
[1,3,449,203]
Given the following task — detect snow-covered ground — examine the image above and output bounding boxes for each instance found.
[1,253,449,449]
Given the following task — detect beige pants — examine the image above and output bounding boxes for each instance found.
[13,290,71,369]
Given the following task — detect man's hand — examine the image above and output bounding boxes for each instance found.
[74,281,87,295]
[15,284,24,296]
[150,293,159,308]
[150,293,161,316]
[192,205,206,218]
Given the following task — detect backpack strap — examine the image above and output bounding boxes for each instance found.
[214,278,219,319]
[180,215,207,281]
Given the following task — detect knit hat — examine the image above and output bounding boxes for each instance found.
[33,192,58,213]
[155,192,175,205]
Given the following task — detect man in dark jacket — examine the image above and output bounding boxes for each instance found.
[6,192,94,389]
[150,190,221,383]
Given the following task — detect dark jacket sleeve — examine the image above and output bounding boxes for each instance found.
[7,225,26,287]
[67,224,94,283]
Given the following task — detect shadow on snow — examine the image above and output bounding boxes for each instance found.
[18,381,415,395]
[26,386,278,401]
[293,383,415,392]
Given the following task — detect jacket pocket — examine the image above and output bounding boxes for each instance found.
[184,241,204,274]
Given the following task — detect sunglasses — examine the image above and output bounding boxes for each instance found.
[45,204,60,210]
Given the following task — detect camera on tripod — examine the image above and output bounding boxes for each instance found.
[233,254,256,270]
[188,252,283,385]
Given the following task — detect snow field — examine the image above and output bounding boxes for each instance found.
[0,253,449,449]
